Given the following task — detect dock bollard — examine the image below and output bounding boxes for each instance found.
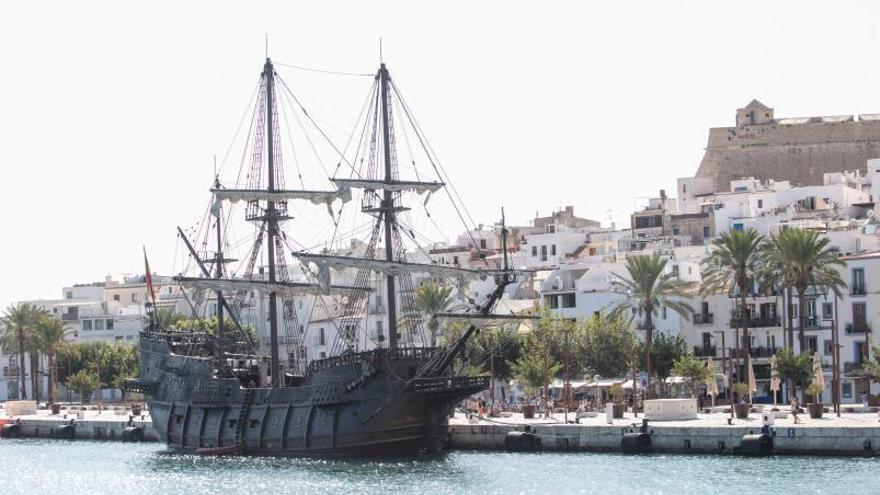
[122,426,145,443]
[504,431,541,452]
[58,424,76,440]
[739,432,773,456]
[621,420,652,454]
[0,423,21,438]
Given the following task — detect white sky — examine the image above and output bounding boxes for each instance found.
[2,0,880,309]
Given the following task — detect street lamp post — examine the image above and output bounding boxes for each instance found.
[830,294,841,417]
[710,331,728,403]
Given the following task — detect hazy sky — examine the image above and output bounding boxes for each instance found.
[2,1,880,309]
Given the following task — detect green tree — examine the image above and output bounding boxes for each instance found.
[609,253,694,398]
[53,341,138,398]
[1,303,44,400]
[510,310,567,399]
[701,227,765,386]
[574,312,635,378]
[465,327,521,382]
[763,228,845,353]
[640,332,689,391]
[773,348,812,401]
[859,346,880,381]
[414,282,460,346]
[33,316,72,404]
[672,353,713,397]
[65,369,98,403]
[149,308,187,330]
[511,352,562,400]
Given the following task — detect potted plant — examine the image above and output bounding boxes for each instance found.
[610,383,626,418]
[806,383,824,419]
[732,383,751,419]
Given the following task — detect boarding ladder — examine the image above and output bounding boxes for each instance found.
[233,388,255,448]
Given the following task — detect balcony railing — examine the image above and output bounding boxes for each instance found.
[851,286,867,296]
[730,346,778,359]
[846,322,871,334]
[844,362,865,375]
[693,313,714,325]
[2,367,23,377]
[693,345,717,357]
[729,315,781,328]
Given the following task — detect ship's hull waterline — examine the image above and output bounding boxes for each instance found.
[132,333,487,457]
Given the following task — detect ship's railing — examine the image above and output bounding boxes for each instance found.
[140,329,255,359]
[307,346,443,372]
[122,378,157,394]
[388,347,442,361]
[411,375,489,394]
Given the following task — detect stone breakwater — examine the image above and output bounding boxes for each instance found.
[448,410,880,456]
[0,407,158,442]
[4,406,880,456]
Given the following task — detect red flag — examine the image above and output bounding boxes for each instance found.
[143,247,156,305]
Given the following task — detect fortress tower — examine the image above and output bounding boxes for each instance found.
[695,100,880,191]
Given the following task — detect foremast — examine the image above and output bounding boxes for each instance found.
[175,57,353,383]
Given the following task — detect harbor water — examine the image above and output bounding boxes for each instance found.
[1,439,874,494]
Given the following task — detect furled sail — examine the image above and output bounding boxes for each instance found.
[433,312,539,330]
[174,276,367,297]
[291,253,522,282]
[211,188,350,207]
[330,179,444,196]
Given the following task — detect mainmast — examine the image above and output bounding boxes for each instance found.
[264,58,281,386]
[378,63,399,349]
[214,176,226,343]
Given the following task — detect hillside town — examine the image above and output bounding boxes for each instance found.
[4,99,880,412]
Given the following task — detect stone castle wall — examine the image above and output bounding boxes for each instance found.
[696,119,880,190]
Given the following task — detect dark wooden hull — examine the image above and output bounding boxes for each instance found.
[132,333,486,457]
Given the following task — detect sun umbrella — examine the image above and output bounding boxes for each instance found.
[812,352,826,395]
[770,355,781,406]
[706,357,719,407]
[747,358,757,402]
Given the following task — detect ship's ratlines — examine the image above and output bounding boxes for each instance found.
[126,56,531,457]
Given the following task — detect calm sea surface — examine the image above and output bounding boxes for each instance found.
[0,439,874,495]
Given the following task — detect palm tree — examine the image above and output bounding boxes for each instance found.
[415,282,459,346]
[1,303,43,400]
[609,253,694,399]
[33,316,71,405]
[764,228,846,353]
[147,308,186,330]
[701,228,764,388]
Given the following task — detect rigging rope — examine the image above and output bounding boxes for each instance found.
[273,60,373,78]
